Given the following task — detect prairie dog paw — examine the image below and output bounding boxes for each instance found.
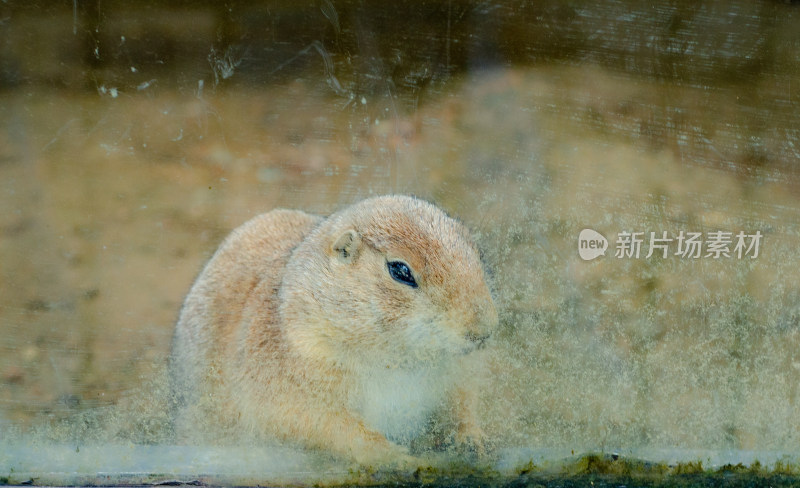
[455,424,494,458]
[351,442,422,471]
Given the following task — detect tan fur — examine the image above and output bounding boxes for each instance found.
[170,195,498,466]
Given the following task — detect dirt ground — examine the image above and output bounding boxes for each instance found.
[1,58,800,454]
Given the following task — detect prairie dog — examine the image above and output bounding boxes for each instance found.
[170,195,499,466]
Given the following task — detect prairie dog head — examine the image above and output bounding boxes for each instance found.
[281,195,498,368]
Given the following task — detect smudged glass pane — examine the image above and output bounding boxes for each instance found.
[1,0,800,485]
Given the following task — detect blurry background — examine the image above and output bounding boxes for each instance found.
[1,0,800,455]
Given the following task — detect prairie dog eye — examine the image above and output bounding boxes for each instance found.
[387,260,418,288]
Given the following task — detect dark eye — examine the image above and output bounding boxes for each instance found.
[387,260,418,288]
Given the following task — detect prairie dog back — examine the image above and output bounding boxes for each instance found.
[170,209,322,436]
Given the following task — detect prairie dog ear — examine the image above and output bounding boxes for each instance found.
[331,229,361,262]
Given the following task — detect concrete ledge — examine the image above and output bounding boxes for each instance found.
[2,444,800,486]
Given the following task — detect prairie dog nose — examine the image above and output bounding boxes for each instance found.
[464,298,498,346]
[465,330,492,348]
